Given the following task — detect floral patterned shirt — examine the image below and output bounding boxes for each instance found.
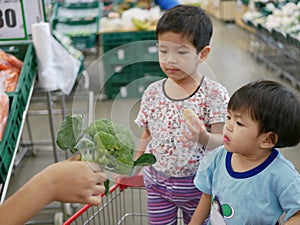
[135,77,229,177]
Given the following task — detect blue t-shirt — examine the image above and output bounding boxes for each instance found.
[194,146,300,225]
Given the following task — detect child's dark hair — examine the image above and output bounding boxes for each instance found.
[156,5,213,53]
[228,80,300,148]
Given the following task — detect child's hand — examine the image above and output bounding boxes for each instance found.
[181,109,210,145]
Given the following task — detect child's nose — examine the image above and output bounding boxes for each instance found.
[165,53,178,64]
[225,122,233,132]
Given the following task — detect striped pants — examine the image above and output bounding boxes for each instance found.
[144,166,207,225]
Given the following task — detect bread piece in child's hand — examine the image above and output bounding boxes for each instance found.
[183,109,198,122]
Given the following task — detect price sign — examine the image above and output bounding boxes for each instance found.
[0,0,27,40]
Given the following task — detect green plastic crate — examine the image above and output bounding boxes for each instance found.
[51,1,101,50]
[52,17,99,50]
[241,0,249,5]
[105,75,163,99]
[52,1,101,21]
[105,64,136,83]
[257,24,272,39]
[0,94,24,184]
[287,34,300,49]
[102,30,166,99]
[101,31,156,65]
[102,31,136,65]
[136,62,164,77]
[57,1,99,9]
[272,29,291,46]
[0,42,37,184]
[69,33,98,49]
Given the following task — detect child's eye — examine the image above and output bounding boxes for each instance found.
[159,49,167,54]
[226,115,231,120]
[178,51,188,55]
[236,121,244,126]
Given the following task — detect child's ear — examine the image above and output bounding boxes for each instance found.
[260,132,278,148]
[199,46,211,62]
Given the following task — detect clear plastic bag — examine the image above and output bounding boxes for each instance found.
[32,22,80,95]
[0,78,9,141]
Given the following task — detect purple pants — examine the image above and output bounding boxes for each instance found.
[144,166,208,225]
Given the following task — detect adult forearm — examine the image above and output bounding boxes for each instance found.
[0,171,53,225]
[0,156,105,225]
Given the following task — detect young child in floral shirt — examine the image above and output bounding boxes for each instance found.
[134,5,229,225]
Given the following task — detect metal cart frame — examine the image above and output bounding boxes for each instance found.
[64,175,185,225]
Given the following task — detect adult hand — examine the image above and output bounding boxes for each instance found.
[0,155,107,225]
[46,154,106,206]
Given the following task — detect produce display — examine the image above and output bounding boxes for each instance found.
[56,114,156,194]
[0,50,24,92]
[0,43,36,187]
[242,1,300,42]
[0,50,24,142]
[100,6,162,31]
[51,1,101,50]
[242,0,299,88]
[132,17,152,30]
[0,90,8,142]
[116,0,152,12]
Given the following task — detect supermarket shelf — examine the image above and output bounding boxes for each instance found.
[247,24,300,90]
[0,77,36,203]
[51,1,101,51]
[0,43,37,201]
[201,0,237,22]
[251,52,300,89]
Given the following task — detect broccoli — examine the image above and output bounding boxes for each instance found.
[56,114,156,177]
[56,114,84,153]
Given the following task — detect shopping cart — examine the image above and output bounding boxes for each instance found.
[63,175,185,225]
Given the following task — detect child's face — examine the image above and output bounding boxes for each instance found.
[223,110,264,155]
[157,32,203,82]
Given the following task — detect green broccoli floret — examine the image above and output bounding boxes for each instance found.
[94,130,117,151]
[84,119,135,174]
[56,115,156,176]
[56,114,84,153]
[84,118,115,136]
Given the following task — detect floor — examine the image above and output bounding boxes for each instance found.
[4,17,300,225]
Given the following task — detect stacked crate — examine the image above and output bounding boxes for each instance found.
[101,30,166,99]
[51,1,101,50]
